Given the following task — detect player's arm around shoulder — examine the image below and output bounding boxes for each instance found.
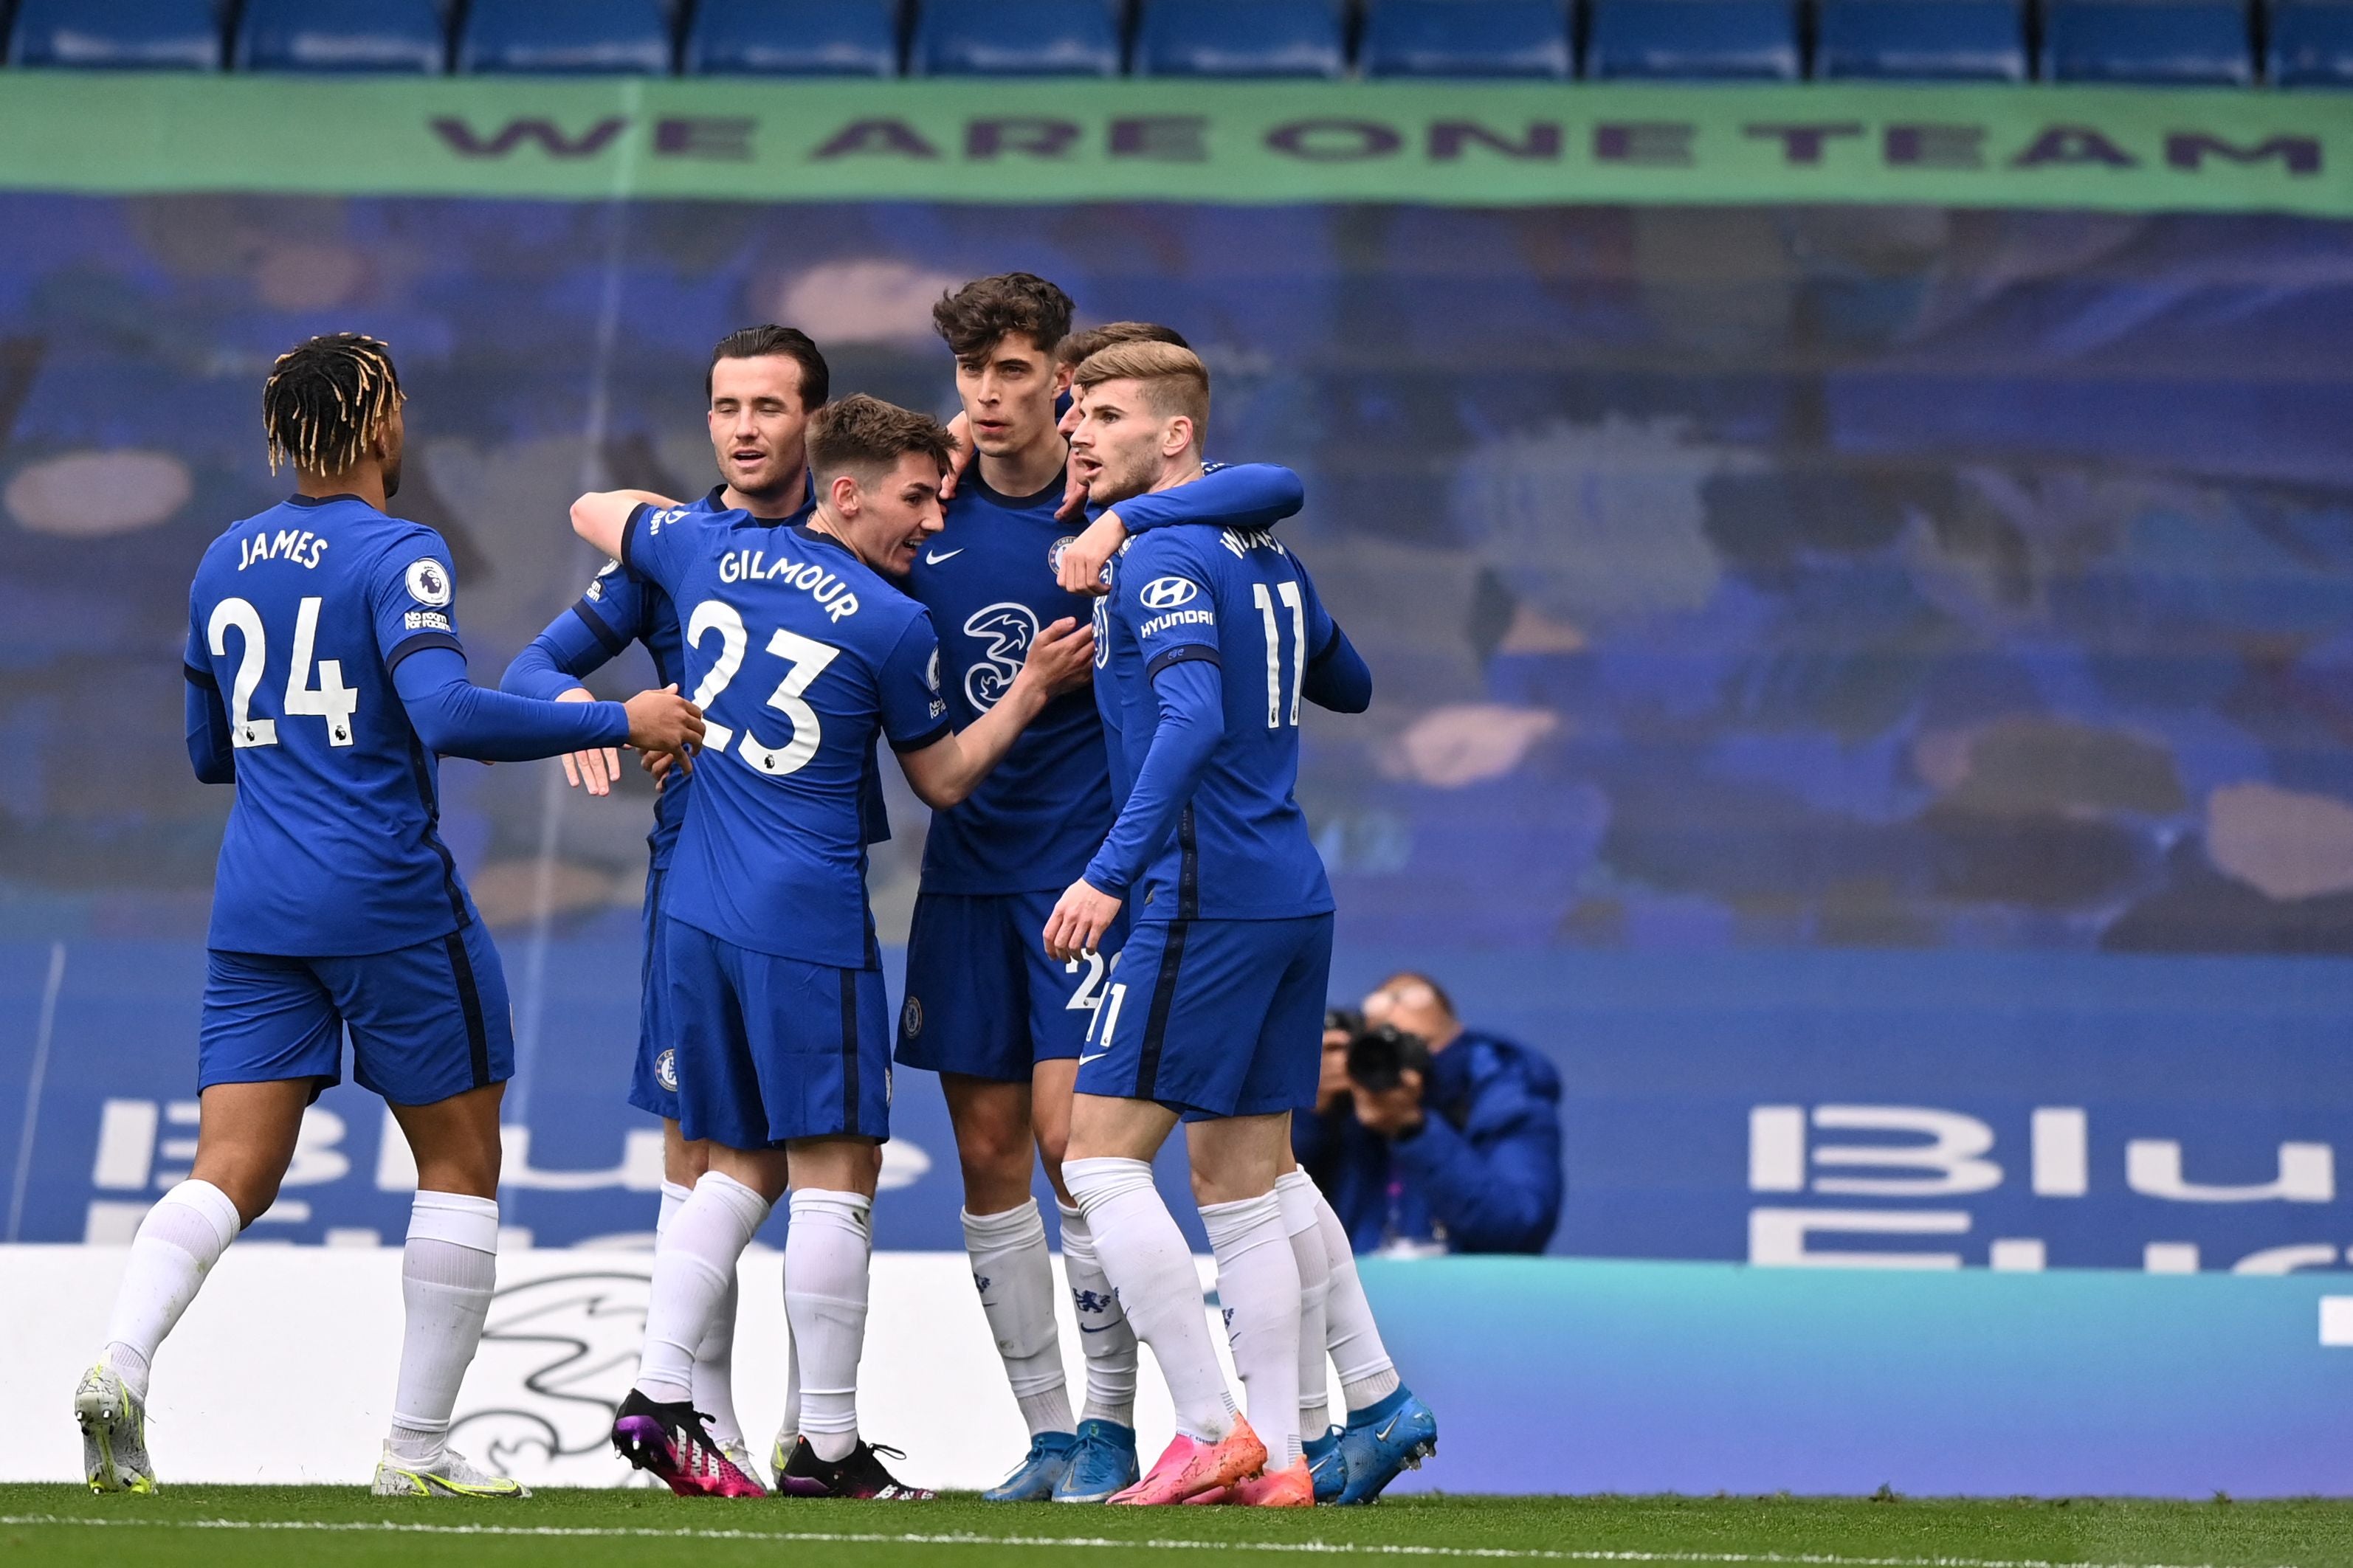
[1055,463,1305,597]
[569,488,682,563]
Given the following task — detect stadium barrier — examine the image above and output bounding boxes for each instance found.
[4,1245,2348,1496]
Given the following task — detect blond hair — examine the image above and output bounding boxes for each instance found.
[1072,341,1209,435]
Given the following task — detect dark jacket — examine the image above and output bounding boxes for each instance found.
[1292,1027,1563,1254]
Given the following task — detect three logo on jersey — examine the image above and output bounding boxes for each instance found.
[961,603,1039,711]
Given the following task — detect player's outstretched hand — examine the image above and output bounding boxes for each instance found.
[1055,513,1125,596]
[1016,616,1095,698]
[1044,878,1123,964]
[624,685,703,776]
[937,410,978,502]
[553,687,622,797]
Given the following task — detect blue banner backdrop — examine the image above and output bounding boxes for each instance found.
[4,196,2353,1267]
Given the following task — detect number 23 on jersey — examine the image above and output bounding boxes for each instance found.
[685,598,839,778]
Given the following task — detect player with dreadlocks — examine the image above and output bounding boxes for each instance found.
[72,333,703,1499]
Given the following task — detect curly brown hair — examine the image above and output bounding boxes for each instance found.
[931,272,1075,359]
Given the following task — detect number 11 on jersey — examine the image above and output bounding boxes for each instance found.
[1251,580,1306,729]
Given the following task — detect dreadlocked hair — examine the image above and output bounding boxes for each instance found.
[262,333,404,477]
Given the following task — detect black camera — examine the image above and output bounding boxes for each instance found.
[1345,1022,1432,1093]
[1323,1006,1364,1038]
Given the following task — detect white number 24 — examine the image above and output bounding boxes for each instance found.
[206,595,358,749]
[686,599,841,779]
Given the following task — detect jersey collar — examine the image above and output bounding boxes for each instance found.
[710,473,819,525]
[964,466,1067,510]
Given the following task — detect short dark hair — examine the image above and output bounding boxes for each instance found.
[1056,320,1191,370]
[931,272,1075,360]
[262,333,402,476]
[807,394,954,488]
[706,324,829,409]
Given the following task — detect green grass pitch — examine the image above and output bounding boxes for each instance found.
[5,1487,2353,1568]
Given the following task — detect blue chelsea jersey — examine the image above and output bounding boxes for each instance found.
[1098,525,1340,922]
[559,484,886,865]
[622,503,949,969]
[187,494,484,956]
[905,472,1112,894]
[571,497,697,857]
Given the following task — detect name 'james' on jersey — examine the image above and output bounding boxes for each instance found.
[906,472,1112,894]
[186,494,483,956]
[622,503,948,969]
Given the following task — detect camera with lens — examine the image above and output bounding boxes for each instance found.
[1344,1020,1433,1093]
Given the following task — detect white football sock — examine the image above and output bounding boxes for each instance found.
[785,1188,872,1464]
[780,1331,802,1445]
[1202,1192,1303,1471]
[1276,1171,1334,1434]
[1312,1185,1401,1412]
[1063,1156,1235,1443]
[1057,1200,1137,1428]
[100,1178,241,1402]
[691,1264,745,1453]
[388,1191,500,1465]
[656,1179,691,1237]
[637,1171,768,1406]
[962,1201,1075,1437]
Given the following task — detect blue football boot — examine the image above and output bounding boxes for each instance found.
[1304,1426,1346,1503]
[1334,1386,1438,1505]
[1051,1417,1140,1502]
[982,1431,1077,1502]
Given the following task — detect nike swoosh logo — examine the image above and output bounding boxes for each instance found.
[1079,1322,1118,1334]
[926,548,964,564]
[1078,1051,1111,1066]
[1377,1413,1405,1442]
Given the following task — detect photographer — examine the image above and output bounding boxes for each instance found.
[1294,973,1563,1255]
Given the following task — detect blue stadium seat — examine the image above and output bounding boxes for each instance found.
[2269,0,2353,86]
[912,0,1122,76]
[1361,0,1572,77]
[1815,0,2025,79]
[1135,0,1345,77]
[8,0,222,69]
[686,0,898,75]
[2040,0,2252,84]
[458,0,672,75]
[1585,0,1800,77]
[236,0,446,73]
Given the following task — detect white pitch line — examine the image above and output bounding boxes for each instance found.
[0,1517,2290,1568]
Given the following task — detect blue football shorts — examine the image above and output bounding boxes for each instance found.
[198,919,514,1107]
[1072,913,1334,1120]
[661,916,892,1150]
[627,862,681,1122]
[895,888,1130,1082]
